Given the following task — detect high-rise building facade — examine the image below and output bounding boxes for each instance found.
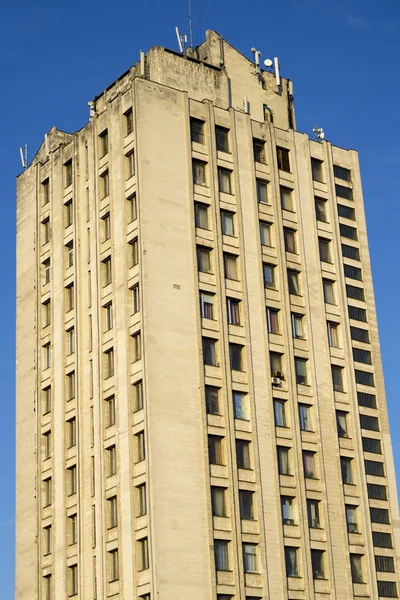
[16,30,400,600]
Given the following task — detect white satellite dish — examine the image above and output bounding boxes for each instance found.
[264,58,273,68]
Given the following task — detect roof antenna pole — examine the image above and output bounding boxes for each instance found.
[188,0,193,49]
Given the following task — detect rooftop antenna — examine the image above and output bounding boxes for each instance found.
[175,26,187,54]
[19,144,28,170]
[313,126,325,142]
[187,0,193,49]
[251,47,261,74]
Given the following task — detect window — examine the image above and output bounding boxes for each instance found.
[359,414,379,431]
[102,212,111,241]
[200,292,214,319]
[263,263,275,288]
[43,386,51,415]
[340,223,357,240]
[342,243,360,260]
[344,264,362,281]
[43,299,51,327]
[295,358,308,385]
[129,237,139,267]
[227,297,240,325]
[135,432,145,463]
[68,564,78,597]
[291,313,304,339]
[353,348,372,366]
[218,168,232,194]
[126,150,135,179]
[319,238,331,263]
[127,193,137,222]
[239,490,254,520]
[284,228,297,253]
[137,483,146,516]
[377,581,398,598]
[66,327,75,355]
[42,179,50,205]
[277,446,291,475]
[66,371,75,400]
[280,187,293,211]
[197,246,212,273]
[373,532,393,549]
[341,457,353,484]
[190,118,204,144]
[365,459,385,477]
[43,258,51,285]
[214,540,229,571]
[274,399,287,427]
[131,332,141,362]
[203,338,217,366]
[133,380,143,412]
[307,499,320,528]
[124,107,133,136]
[355,369,374,387]
[303,451,317,479]
[338,204,355,220]
[106,445,117,475]
[105,395,115,427]
[66,283,74,311]
[270,352,283,377]
[243,543,258,573]
[277,147,290,172]
[311,158,324,182]
[323,279,335,304]
[336,184,353,200]
[346,505,358,533]
[64,160,72,188]
[348,305,367,322]
[65,241,74,268]
[253,139,266,163]
[315,197,327,222]
[281,496,295,525]
[43,477,52,507]
[104,302,113,331]
[375,555,395,572]
[336,411,348,438]
[138,537,149,570]
[211,487,226,517]
[331,366,344,392]
[260,221,272,246]
[194,203,208,229]
[205,386,219,415]
[334,165,351,181]
[224,253,238,280]
[132,285,140,314]
[256,179,268,204]
[236,439,251,469]
[216,126,230,153]
[99,129,108,158]
[103,256,112,286]
[362,436,382,454]
[346,284,364,301]
[327,322,339,347]
[104,347,114,377]
[43,525,51,555]
[233,391,248,420]
[100,170,109,198]
[68,514,77,545]
[42,217,50,244]
[43,343,51,369]
[67,417,77,448]
[43,430,51,459]
[285,547,298,577]
[351,327,369,344]
[109,548,119,582]
[267,308,280,334]
[311,550,325,580]
[67,464,77,495]
[208,435,224,465]
[221,211,235,236]
[299,404,312,431]
[358,391,376,408]
[288,270,300,295]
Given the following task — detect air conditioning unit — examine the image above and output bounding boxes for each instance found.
[272,370,285,380]
[272,376,281,386]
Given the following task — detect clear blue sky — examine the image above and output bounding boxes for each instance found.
[2,0,399,595]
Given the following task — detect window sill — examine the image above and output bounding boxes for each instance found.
[287,574,301,579]
[313,576,328,581]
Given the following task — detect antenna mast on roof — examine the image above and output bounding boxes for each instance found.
[19,144,28,170]
[187,0,193,49]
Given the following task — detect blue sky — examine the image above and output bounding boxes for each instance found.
[2,0,399,595]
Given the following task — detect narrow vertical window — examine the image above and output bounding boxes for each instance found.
[124,108,133,136]
[99,129,108,158]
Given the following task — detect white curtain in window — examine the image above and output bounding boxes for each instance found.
[303,452,315,478]
[215,541,229,570]
[244,544,257,572]
[224,255,237,280]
